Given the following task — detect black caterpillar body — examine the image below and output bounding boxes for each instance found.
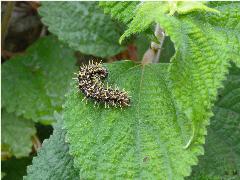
[74,61,130,108]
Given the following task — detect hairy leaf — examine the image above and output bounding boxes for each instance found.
[120,1,240,146]
[2,36,76,123]
[99,2,217,25]
[39,2,124,58]
[2,110,36,158]
[190,65,240,180]
[63,3,240,178]
[167,2,219,15]
[25,113,79,180]
[64,61,198,179]
[99,2,139,24]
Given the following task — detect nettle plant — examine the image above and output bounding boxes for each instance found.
[1,2,240,180]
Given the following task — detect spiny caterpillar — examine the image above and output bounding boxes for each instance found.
[73,61,130,108]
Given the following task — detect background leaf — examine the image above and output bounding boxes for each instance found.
[25,113,79,180]
[189,64,240,180]
[2,109,36,158]
[39,2,125,58]
[2,36,76,123]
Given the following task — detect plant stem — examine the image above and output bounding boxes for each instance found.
[1,2,15,49]
[153,24,165,63]
[141,24,165,64]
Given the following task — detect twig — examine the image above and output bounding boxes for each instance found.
[152,24,165,63]
[141,24,165,64]
[1,2,15,49]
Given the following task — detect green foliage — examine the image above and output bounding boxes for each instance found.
[39,2,124,58]
[120,1,240,145]
[167,1,219,15]
[189,64,240,180]
[64,61,195,179]
[23,63,239,180]
[99,2,139,24]
[166,2,240,147]
[2,36,76,123]
[25,113,79,180]
[61,2,240,179]
[2,157,32,180]
[100,2,218,25]
[2,110,36,158]
[2,2,240,179]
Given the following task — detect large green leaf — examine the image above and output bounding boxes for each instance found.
[25,113,79,180]
[189,65,240,180]
[2,36,76,123]
[64,61,197,179]
[120,1,240,145]
[39,2,124,58]
[2,110,36,158]
[63,3,240,178]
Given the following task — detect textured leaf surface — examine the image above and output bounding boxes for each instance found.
[63,2,240,179]
[168,2,219,15]
[39,2,124,58]
[2,157,32,180]
[99,2,217,25]
[99,2,139,24]
[2,110,36,158]
[190,65,240,180]
[64,61,197,179]
[25,113,79,180]
[2,36,76,123]
[120,1,240,145]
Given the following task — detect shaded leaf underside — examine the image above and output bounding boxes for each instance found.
[39,2,124,58]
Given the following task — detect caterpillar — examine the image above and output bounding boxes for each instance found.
[73,61,130,108]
